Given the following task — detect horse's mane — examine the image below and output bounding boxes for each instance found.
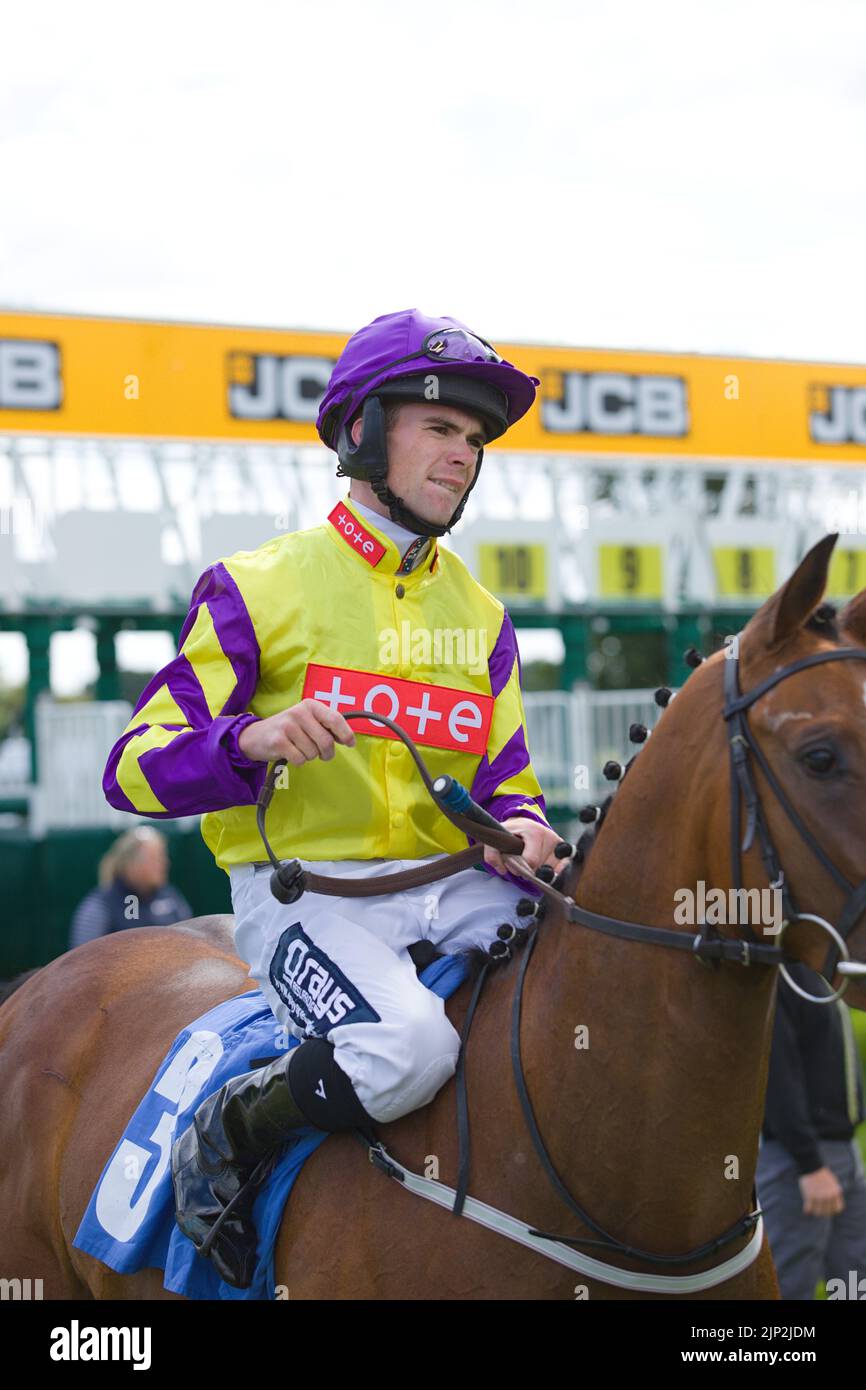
[566,598,836,898]
[573,600,848,877]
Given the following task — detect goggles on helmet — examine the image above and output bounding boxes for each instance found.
[421,328,502,364]
[333,329,503,441]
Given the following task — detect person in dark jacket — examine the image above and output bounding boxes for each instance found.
[68,827,192,949]
[757,961,866,1299]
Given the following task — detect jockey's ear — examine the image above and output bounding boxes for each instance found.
[741,533,838,656]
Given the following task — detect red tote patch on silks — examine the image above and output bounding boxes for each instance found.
[327,503,387,567]
[302,663,494,755]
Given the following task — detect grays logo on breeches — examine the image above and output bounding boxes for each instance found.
[269,921,382,1035]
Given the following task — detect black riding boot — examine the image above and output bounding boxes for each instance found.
[171,1039,374,1289]
[171,1052,308,1288]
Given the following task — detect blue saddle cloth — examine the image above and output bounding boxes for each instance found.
[73,953,471,1300]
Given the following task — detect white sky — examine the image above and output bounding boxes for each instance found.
[2,0,866,694]
[2,0,865,360]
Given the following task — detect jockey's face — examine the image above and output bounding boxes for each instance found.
[350,401,484,527]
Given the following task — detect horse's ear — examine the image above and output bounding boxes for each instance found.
[744,534,838,652]
[839,585,866,647]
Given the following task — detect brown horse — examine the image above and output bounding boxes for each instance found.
[3,534,866,1300]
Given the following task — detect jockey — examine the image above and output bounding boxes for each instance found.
[103,308,563,1287]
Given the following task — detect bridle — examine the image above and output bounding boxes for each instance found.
[253,637,866,1282]
[722,635,866,1004]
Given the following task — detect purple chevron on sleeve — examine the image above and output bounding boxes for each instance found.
[470,726,548,824]
[103,564,267,816]
[465,611,551,893]
[488,609,520,698]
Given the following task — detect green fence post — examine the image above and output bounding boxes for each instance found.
[95,619,122,702]
[23,618,53,783]
[561,614,589,690]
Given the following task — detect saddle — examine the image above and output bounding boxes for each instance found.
[72,951,470,1300]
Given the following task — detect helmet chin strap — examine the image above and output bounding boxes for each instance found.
[369,458,482,537]
[368,468,449,538]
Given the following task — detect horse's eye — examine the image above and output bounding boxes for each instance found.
[801,746,837,774]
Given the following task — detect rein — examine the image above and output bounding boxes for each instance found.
[255,708,790,971]
[255,710,530,902]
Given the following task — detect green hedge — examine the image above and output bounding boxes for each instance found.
[0,824,231,976]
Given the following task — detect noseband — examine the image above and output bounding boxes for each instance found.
[723,637,866,1004]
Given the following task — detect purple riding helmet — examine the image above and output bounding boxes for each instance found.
[316,309,540,537]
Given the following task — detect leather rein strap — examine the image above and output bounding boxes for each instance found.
[301,847,484,898]
[256,709,526,900]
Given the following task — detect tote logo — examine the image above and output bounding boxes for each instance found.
[327,503,387,565]
[227,351,334,422]
[302,663,494,755]
[541,371,688,436]
[0,340,62,410]
[809,385,866,445]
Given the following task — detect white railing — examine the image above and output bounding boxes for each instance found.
[30,698,134,834]
[0,734,30,785]
[586,688,670,792]
[0,733,33,813]
[521,692,588,809]
[524,687,673,808]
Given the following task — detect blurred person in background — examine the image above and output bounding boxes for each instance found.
[757,960,866,1299]
[68,826,192,949]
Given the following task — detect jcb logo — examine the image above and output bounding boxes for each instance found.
[810,385,866,445]
[0,340,62,411]
[227,352,334,422]
[541,370,688,437]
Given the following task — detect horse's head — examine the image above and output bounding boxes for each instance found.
[721,533,866,1007]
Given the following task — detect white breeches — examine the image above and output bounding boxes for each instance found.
[230,856,531,1123]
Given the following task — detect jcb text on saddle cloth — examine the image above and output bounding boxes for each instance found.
[103,309,551,1124]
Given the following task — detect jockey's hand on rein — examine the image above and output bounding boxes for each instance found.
[483,816,564,881]
[238,699,355,766]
